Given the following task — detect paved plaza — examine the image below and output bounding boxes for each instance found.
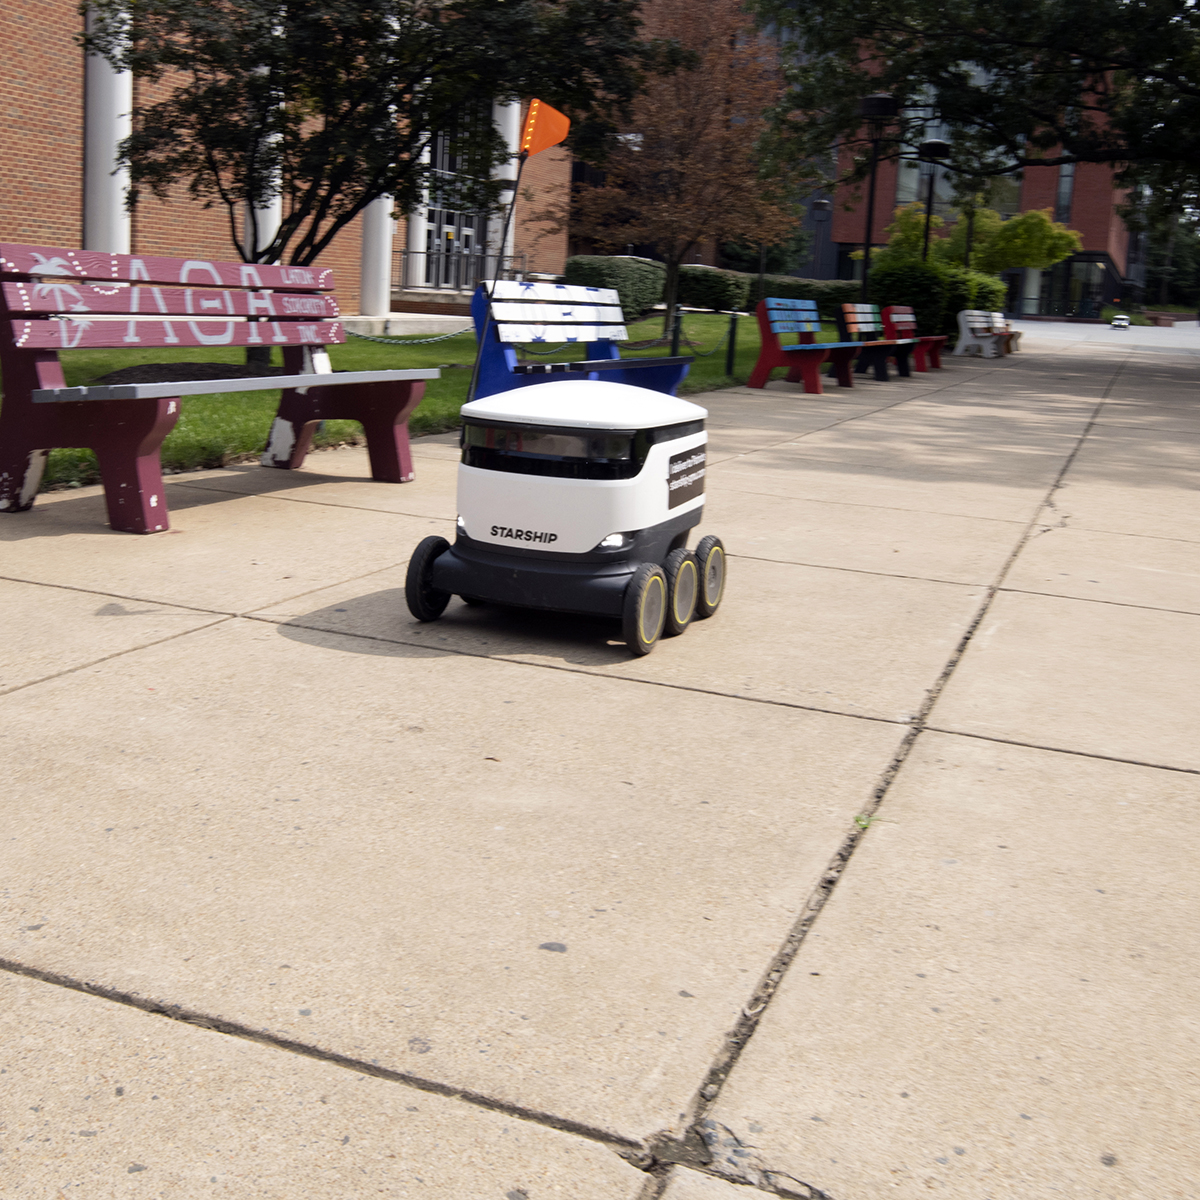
[1,334,1197,1198]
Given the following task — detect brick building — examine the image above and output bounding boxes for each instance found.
[0,2,570,316]
[808,139,1143,316]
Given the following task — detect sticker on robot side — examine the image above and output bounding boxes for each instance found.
[667,447,706,509]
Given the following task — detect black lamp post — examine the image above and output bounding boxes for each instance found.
[916,139,952,260]
[858,94,898,301]
[810,197,832,277]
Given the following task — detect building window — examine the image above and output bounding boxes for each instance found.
[1054,163,1075,224]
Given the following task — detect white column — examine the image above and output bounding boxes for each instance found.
[83,10,132,253]
[489,99,523,264]
[404,142,432,289]
[244,192,282,262]
[360,195,394,315]
[1022,268,1042,317]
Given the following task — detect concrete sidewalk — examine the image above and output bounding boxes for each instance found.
[1,337,1197,1198]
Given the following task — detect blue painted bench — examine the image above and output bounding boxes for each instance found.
[469,281,692,400]
[747,298,862,393]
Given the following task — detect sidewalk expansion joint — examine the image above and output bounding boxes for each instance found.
[0,617,234,699]
[997,585,1200,620]
[239,612,912,728]
[923,726,1200,776]
[0,954,642,1156]
[643,353,1136,1189]
[170,478,457,523]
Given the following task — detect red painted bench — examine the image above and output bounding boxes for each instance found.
[0,243,439,533]
[881,305,947,371]
[747,298,862,393]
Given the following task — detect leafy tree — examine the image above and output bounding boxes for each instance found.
[84,0,672,266]
[559,0,806,331]
[749,0,1200,196]
[720,226,812,275]
[870,203,945,267]
[969,209,1081,273]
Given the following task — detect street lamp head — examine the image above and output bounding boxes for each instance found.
[917,139,952,161]
[858,94,899,121]
[811,198,832,212]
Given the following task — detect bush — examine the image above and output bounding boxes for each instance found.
[677,265,751,312]
[744,274,860,318]
[866,260,946,336]
[563,255,663,321]
[938,267,1008,335]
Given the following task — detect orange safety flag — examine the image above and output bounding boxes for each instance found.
[519,99,570,158]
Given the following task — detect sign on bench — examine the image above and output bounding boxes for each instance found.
[0,243,439,533]
[470,281,692,399]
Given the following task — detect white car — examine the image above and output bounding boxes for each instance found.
[1111,313,1131,328]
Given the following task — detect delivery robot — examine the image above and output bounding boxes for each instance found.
[404,379,724,656]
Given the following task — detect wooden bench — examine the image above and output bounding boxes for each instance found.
[837,303,915,381]
[0,242,439,533]
[953,309,1006,358]
[881,305,948,371]
[747,297,863,393]
[470,280,692,400]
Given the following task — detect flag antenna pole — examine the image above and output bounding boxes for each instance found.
[467,99,569,403]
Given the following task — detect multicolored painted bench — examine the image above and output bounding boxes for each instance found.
[470,281,692,400]
[882,305,948,371]
[747,298,862,393]
[836,303,915,381]
[0,243,439,533]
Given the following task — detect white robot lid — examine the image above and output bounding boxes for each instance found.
[461,380,707,431]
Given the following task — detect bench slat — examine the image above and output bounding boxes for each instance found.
[3,281,338,319]
[491,301,624,324]
[495,323,627,344]
[512,356,691,375]
[768,319,821,333]
[10,317,344,351]
[32,368,439,404]
[0,243,332,291]
[765,299,819,312]
[488,280,620,305]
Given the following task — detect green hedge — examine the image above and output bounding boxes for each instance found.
[866,260,946,336]
[868,262,1009,337]
[677,265,751,312]
[563,255,663,321]
[744,274,861,318]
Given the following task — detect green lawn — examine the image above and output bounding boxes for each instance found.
[20,311,796,490]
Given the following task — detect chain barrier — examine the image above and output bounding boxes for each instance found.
[683,323,734,357]
[345,327,472,346]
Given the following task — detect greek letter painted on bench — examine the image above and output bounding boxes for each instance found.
[491,526,559,543]
[667,447,706,509]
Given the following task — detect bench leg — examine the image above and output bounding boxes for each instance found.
[795,354,826,394]
[266,381,427,483]
[927,341,942,369]
[829,348,856,387]
[0,444,50,514]
[912,344,929,372]
[894,346,913,378]
[88,398,180,534]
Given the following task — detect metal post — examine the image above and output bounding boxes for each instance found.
[861,136,882,301]
[922,172,935,261]
[670,311,682,357]
[725,312,738,376]
[966,208,975,271]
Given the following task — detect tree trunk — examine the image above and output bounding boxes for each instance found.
[663,257,681,338]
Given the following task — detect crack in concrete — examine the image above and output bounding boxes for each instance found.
[0,955,643,1155]
[630,351,1134,1193]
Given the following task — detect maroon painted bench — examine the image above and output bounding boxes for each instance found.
[881,305,947,371]
[747,298,862,393]
[0,243,439,533]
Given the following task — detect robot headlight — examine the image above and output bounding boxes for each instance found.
[597,532,633,550]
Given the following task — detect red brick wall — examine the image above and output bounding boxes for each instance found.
[1071,162,1127,272]
[0,0,84,245]
[513,141,570,275]
[831,150,901,247]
